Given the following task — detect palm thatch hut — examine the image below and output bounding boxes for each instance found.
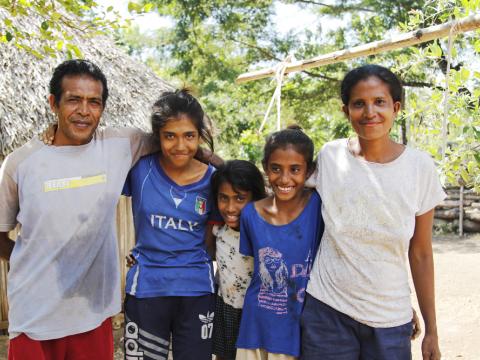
[0,7,174,331]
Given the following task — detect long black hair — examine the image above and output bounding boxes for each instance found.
[151,89,214,151]
[211,160,267,202]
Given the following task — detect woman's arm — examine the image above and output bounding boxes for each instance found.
[409,208,441,360]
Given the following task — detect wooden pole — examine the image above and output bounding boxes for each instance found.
[236,14,480,84]
[459,185,464,236]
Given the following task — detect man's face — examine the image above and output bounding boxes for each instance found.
[49,75,104,146]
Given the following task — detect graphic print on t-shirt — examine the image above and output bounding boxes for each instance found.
[258,247,289,315]
[170,186,187,208]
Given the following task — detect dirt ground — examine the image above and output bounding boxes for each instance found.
[1,234,479,360]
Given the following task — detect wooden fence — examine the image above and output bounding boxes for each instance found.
[0,196,136,332]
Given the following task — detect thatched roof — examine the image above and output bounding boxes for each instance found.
[0,8,174,158]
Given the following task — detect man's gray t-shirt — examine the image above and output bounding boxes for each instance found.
[0,127,153,340]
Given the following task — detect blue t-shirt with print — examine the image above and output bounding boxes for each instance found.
[236,191,323,357]
[123,153,218,297]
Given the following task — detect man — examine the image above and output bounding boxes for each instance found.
[0,59,155,359]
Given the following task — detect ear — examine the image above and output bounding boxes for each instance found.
[342,104,349,118]
[262,160,268,174]
[393,101,401,115]
[48,94,57,113]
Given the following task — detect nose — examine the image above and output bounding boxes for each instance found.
[176,137,186,151]
[280,170,290,184]
[226,200,235,213]
[78,100,90,116]
[364,103,375,118]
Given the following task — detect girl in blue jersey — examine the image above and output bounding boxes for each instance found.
[210,160,267,360]
[236,125,324,360]
[122,89,220,360]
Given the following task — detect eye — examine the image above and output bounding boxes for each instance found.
[185,133,196,140]
[375,98,386,105]
[164,133,175,140]
[236,195,247,202]
[352,100,364,108]
[270,166,280,173]
[90,99,102,107]
[218,194,228,203]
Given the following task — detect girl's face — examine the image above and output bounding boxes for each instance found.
[159,114,200,169]
[343,76,401,142]
[264,146,309,203]
[217,182,252,230]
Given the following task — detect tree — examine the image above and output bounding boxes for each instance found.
[0,0,130,58]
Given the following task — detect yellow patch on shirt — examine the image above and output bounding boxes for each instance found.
[44,174,107,192]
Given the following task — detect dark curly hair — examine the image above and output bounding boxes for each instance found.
[49,59,108,106]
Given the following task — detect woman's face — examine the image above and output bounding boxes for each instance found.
[158,114,200,169]
[343,76,401,142]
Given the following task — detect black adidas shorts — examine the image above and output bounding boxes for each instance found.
[124,293,215,360]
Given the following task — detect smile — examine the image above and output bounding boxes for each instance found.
[277,186,294,193]
[71,121,91,129]
[224,214,239,222]
[360,121,382,126]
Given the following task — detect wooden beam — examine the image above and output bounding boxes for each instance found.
[236,14,480,84]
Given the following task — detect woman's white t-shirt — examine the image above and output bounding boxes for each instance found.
[307,139,446,327]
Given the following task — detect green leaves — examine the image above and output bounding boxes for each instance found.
[0,0,127,59]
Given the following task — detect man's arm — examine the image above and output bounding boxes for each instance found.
[0,232,15,261]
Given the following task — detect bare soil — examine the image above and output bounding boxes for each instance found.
[1,234,479,360]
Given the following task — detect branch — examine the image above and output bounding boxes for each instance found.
[294,0,375,13]
[403,81,444,91]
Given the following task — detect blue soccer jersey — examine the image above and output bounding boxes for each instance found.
[236,191,324,357]
[123,153,218,297]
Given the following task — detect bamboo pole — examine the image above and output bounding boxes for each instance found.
[236,14,480,84]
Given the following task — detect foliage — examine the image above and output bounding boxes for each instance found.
[0,0,134,59]
[1,0,478,190]
[121,0,480,189]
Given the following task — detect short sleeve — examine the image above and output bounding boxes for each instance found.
[101,127,159,167]
[0,156,19,232]
[417,156,446,216]
[239,205,254,256]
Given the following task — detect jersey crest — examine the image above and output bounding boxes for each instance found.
[195,196,207,215]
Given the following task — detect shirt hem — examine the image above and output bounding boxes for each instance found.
[8,310,119,340]
[129,290,214,298]
[236,344,298,357]
[306,290,412,328]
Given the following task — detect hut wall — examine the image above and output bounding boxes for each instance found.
[0,196,135,332]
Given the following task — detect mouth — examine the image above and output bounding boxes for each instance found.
[223,214,239,223]
[276,185,294,194]
[71,120,92,129]
[360,121,382,126]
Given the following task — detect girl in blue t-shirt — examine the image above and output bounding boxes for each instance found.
[210,160,267,360]
[122,89,219,360]
[236,125,324,360]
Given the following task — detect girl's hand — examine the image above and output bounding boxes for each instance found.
[39,123,57,145]
[126,253,137,267]
[422,333,441,360]
[411,308,421,340]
